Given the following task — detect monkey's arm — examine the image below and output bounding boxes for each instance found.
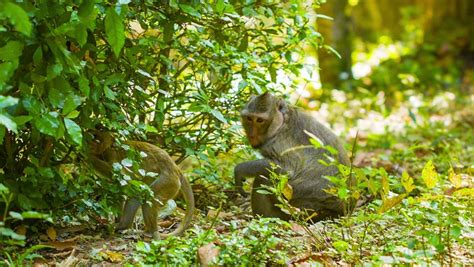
[234,159,275,196]
[89,155,113,178]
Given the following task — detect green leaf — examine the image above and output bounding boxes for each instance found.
[105,7,125,57]
[64,118,82,146]
[22,96,43,115]
[0,95,19,109]
[0,41,24,61]
[0,2,32,36]
[449,226,461,238]
[210,109,227,123]
[332,240,349,252]
[337,187,349,200]
[324,45,341,59]
[48,88,65,109]
[13,115,32,126]
[62,94,82,115]
[70,24,88,47]
[215,0,225,14]
[78,76,90,97]
[21,211,50,219]
[104,86,116,100]
[0,113,17,133]
[0,61,18,84]
[256,189,272,195]
[9,211,23,220]
[34,113,60,137]
[179,4,201,18]
[0,183,8,193]
[0,227,25,240]
[33,47,43,66]
[316,14,333,20]
[78,0,97,27]
[47,63,63,79]
[66,110,80,119]
[421,160,438,189]
[0,126,4,144]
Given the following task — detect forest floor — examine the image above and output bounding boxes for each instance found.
[13,90,474,266]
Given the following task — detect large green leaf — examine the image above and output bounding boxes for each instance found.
[48,88,65,109]
[105,7,125,57]
[179,4,201,18]
[78,76,90,97]
[78,0,98,29]
[0,2,32,36]
[64,118,82,146]
[0,95,18,109]
[22,96,43,115]
[34,113,60,137]
[0,61,18,85]
[62,94,82,115]
[0,41,24,61]
[0,113,17,133]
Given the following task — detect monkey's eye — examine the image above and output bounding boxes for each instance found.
[256,118,264,123]
[246,116,252,121]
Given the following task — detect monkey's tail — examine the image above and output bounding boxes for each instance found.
[159,173,195,237]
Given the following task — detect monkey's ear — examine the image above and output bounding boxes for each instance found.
[277,99,288,114]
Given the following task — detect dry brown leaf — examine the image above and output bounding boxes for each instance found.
[207,210,233,220]
[15,225,27,236]
[198,243,220,267]
[290,223,306,235]
[158,220,175,228]
[287,253,336,266]
[41,240,76,251]
[47,226,57,241]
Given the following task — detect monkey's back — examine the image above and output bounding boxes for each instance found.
[124,141,182,185]
[259,108,347,216]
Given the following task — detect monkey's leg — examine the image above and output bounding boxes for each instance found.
[252,174,291,220]
[234,159,273,196]
[142,200,160,235]
[143,173,180,236]
[117,198,141,230]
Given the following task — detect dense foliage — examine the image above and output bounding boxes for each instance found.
[0,0,321,226]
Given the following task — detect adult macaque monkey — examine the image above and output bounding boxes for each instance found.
[88,131,195,237]
[234,92,351,221]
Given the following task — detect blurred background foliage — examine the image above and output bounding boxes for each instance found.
[0,0,473,265]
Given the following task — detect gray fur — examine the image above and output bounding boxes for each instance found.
[235,93,350,221]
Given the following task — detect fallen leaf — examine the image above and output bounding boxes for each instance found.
[15,225,27,236]
[47,226,57,241]
[207,210,233,220]
[290,223,306,235]
[41,240,76,251]
[158,220,175,228]
[198,243,220,267]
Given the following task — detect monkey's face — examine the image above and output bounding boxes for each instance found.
[241,113,272,148]
[241,93,286,148]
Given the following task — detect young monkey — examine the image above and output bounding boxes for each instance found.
[88,131,195,237]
